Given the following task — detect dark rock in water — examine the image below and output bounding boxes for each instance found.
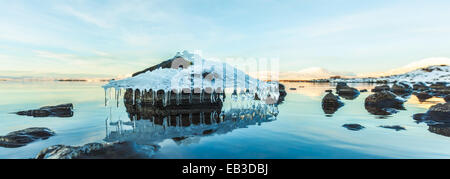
[360,89,368,92]
[413,92,433,102]
[430,82,448,90]
[277,83,287,104]
[0,128,55,148]
[413,102,450,123]
[289,88,297,90]
[322,93,344,114]
[365,91,405,115]
[445,95,450,103]
[365,91,405,109]
[342,124,365,131]
[392,82,413,94]
[428,124,450,137]
[36,141,159,159]
[426,102,450,122]
[379,125,406,131]
[15,103,73,117]
[371,85,390,92]
[336,82,360,96]
[325,90,332,93]
[413,82,429,91]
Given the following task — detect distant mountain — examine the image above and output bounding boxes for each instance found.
[327,65,450,83]
[279,67,355,80]
[379,65,450,82]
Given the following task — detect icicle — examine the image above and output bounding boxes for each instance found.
[189,90,192,104]
[199,90,203,103]
[189,113,193,126]
[132,89,135,105]
[152,90,156,106]
[167,90,171,105]
[104,88,107,107]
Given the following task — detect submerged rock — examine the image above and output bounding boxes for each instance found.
[15,103,73,117]
[379,125,406,131]
[322,92,344,114]
[36,141,158,159]
[0,128,55,148]
[342,124,365,131]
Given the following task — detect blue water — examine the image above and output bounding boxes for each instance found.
[1,81,449,159]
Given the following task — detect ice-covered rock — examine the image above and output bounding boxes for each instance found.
[103,51,280,105]
[0,128,55,148]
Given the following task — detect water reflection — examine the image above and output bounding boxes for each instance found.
[104,88,279,147]
[104,105,278,146]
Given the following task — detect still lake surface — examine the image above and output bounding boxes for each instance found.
[0,81,449,159]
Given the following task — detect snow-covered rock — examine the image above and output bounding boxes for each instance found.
[103,51,280,103]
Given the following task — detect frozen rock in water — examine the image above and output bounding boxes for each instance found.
[413,92,433,102]
[36,141,158,159]
[371,85,390,92]
[379,125,406,131]
[322,92,344,115]
[15,103,73,117]
[0,128,55,148]
[428,124,450,137]
[342,124,365,131]
[391,81,413,94]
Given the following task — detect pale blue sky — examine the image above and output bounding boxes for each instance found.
[1,0,450,77]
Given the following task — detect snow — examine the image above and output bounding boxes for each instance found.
[102,51,280,102]
[327,65,450,83]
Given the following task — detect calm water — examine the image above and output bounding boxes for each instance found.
[1,81,449,159]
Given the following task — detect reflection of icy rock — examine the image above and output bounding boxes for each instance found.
[105,105,278,146]
[36,141,158,159]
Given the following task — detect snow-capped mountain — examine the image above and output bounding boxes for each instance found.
[329,65,450,83]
